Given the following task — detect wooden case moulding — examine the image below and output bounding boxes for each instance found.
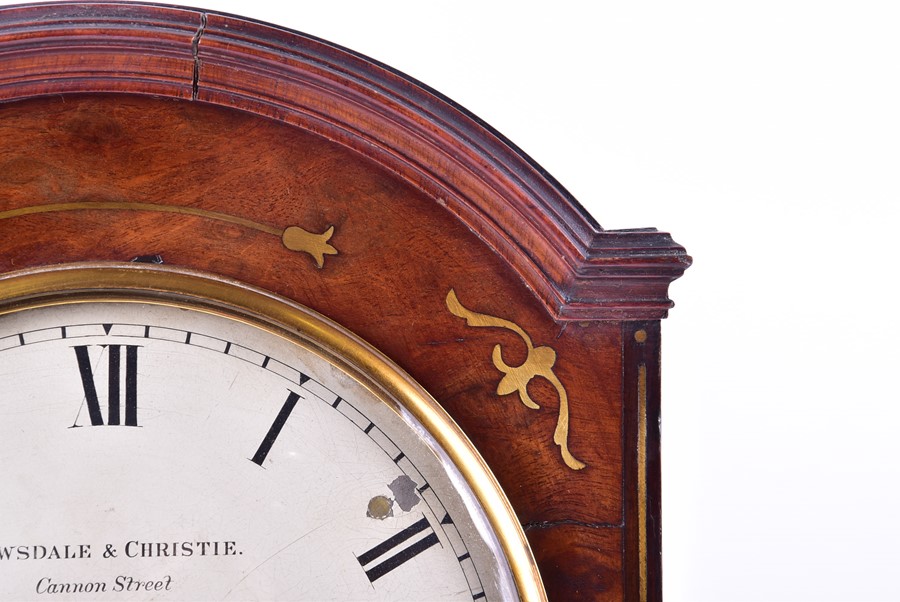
[0,3,690,600]
[0,1,690,322]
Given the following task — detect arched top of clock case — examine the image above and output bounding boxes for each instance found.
[0,1,689,320]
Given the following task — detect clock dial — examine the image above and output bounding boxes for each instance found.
[0,266,537,601]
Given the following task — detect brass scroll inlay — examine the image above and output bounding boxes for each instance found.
[446,290,586,470]
[0,202,338,268]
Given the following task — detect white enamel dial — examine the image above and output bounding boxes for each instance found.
[0,270,537,601]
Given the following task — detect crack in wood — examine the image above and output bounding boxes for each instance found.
[191,13,208,101]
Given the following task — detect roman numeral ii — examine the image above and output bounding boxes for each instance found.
[356,517,440,583]
[73,345,139,426]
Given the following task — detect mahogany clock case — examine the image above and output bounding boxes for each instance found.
[0,2,690,600]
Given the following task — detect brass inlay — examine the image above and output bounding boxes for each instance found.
[637,363,648,602]
[0,202,338,268]
[446,290,586,471]
[634,329,648,343]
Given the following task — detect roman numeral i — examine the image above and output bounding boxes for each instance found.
[73,345,139,427]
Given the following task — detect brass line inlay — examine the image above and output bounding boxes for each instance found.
[0,202,338,268]
[637,363,648,602]
[446,290,586,470]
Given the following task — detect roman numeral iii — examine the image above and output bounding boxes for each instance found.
[73,345,139,427]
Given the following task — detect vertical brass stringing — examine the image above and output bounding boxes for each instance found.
[445,290,586,470]
[0,202,338,268]
[638,363,648,602]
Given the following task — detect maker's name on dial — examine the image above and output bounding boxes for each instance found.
[1,540,240,561]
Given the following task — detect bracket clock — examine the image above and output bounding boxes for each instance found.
[0,3,690,600]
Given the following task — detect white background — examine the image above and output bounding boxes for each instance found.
[3,2,899,600]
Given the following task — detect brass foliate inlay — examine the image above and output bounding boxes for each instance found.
[281,225,338,268]
[445,290,586,471]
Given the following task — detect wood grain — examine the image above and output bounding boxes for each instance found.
[527,525,623,601]
[0,2,690,322]
[0,94,626,523]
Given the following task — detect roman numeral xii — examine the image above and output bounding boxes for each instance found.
[73,345,139,427]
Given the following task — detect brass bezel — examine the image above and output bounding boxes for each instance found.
[0,262,546,602]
